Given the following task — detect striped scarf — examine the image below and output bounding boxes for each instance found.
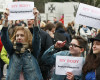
[13,41,29,54]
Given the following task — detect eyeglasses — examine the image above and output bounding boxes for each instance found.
[69,43,83,48]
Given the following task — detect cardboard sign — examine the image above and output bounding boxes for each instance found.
[75,3,100,29]
[8,1,34,20]
[55,56,84,75]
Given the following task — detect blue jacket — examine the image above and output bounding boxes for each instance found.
[1,27,43,80]
[41,45,84,80]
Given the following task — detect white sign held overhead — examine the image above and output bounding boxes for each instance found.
[0,0,12,12]
[75,3,100,29]
[8,2,34,20]
[55,56,84,75]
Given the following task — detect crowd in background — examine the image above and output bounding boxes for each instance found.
[0,7,100,80]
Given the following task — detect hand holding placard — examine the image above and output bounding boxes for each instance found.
[66,72,74,80]
[56,56,84,75]
[8,2,34,20]
[3,8,9,27]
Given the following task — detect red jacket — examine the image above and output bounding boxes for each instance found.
[59,18,64,24]
[0,37,3,53]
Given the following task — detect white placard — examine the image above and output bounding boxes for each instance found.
[8,1,34,20]
[55,56,84,75]
[0,0,12,12]
[75,3,100,29]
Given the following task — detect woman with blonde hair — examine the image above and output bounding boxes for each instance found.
[1,11,43,80]
[40,21,46,30]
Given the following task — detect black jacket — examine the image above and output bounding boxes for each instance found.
[96,66,100,80]
[0,59,5,68]
[28,28,53,59]
[29,28,53,80]
[56,27,71,43]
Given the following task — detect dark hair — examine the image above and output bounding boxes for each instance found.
[72,36,87,49]
[56,22,64,29]
[82,46,100,75]
[45,23,55,31]
[67,22,71,27]
[71,21,75,26]
[43,20,47,24]
[78,25,83,35]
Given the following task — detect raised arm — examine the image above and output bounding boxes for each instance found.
[32,9,41,59]
[41,40,67,65]
[1,11,13,56]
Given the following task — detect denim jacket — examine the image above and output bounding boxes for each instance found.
[41,45,84,80]
[1,27,43,80]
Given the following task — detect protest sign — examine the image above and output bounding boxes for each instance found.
[75,3,100,29]
[8,1,34,20]
[0,0,12,12]
[55,56,84,75]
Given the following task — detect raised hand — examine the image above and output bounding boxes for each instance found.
[54,40,66,49]
[3,8,9,27]
[4,8,9,20]
[33,7,39,26]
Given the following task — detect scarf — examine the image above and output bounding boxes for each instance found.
[13,41,30,54]
[82,27,88,33]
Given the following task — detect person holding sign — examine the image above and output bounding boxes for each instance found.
[1,9,43,80]
[82,33,100,80]
[28,7,53,80]
[41,36,87,80]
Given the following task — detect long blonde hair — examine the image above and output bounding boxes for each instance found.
[11,26,33,49]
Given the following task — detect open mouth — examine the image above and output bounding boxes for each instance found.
[17,41,22,43]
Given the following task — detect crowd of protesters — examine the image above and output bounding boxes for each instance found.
[0,5,100,80]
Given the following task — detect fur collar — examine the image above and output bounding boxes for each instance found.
[13,41,29,54]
